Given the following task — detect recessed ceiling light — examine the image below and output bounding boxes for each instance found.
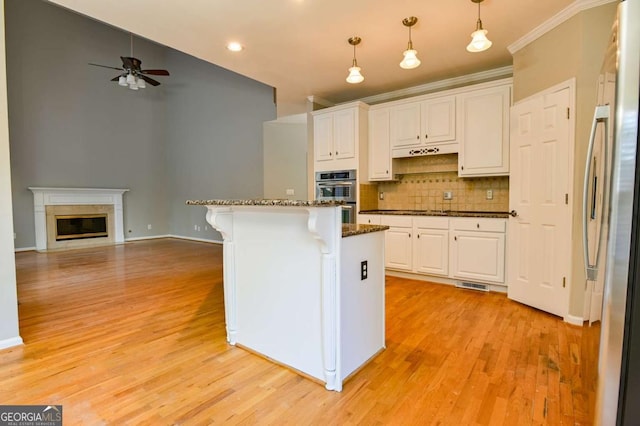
[227,42,243,52]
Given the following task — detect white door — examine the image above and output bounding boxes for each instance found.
[384,227,412,271]
[507,86,571,318]
[414,228,449,276]
[368,108,391,180]
[314,114,333,162]
[390,102,421,149]
[422,96,456,144]
[333,108,356,159]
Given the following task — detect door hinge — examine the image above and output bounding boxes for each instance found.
[565,193,568,204]
[563,277,566,288]
[566,107,570,119]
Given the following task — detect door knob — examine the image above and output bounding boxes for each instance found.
[509,210,518,217]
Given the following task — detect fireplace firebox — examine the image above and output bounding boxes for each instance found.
[56,214,108,241]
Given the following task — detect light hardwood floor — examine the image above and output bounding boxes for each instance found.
[1,239,599,425]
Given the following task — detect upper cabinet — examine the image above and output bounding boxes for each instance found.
[390,95,456,157]
[457,84,511,177]
[368,107,392,180]
[313,101,368,173]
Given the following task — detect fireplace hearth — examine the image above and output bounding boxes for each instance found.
[56,214,108,241]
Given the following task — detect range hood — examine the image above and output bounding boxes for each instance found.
[391,141,458,158]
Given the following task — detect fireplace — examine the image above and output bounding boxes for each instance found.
[29,187,129,252]
[56,214,108,241]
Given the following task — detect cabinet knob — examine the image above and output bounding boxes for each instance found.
[461,165,464,171]
[425,134,428,139]
[477,223,480,229]
[417,234,420,239]
[336,151,338,155]
[386,170,389,174]
[416,135,420,140]
[329,152,332,156]
[409,233,412,238]
[454,236,457,241]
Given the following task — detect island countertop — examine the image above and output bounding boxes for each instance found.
[186,199,344,207]
[342,224,389,238]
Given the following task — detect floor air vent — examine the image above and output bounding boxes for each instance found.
[456,282,489,292]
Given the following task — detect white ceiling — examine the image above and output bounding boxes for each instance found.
[46,0,582,116]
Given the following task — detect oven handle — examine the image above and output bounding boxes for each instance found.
[317,181,354,187]
[341,205,353,209]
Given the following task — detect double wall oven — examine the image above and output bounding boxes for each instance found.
[315,169,356,224]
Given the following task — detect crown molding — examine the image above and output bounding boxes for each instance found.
[508,0,617,54]
[357,66,513,105]
[306,95,334,108]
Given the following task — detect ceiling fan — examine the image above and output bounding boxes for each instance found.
[89,34,170,90]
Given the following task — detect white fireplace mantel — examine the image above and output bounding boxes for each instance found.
[28,187,129,251]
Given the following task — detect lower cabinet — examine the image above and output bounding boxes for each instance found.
[357,214,381,225]
[377,215,506,285]
[449,218,506,284]
[413,217,449,276]
[381,216,412,271]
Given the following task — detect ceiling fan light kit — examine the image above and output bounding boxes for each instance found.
[346,36,364,84]
[466,0,492,52]
[400,16,421,70]
[89,34,170,91]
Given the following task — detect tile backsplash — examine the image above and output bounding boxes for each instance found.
[360,154,509,212]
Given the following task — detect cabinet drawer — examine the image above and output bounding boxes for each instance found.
[450,218,506,233]
[414,216,449,230]
[358,214,381,225]
[380,215,412,228]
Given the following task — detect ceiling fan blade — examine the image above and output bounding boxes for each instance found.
[141,69,170,76]
[139,74,161,86]
[89,62,123,71]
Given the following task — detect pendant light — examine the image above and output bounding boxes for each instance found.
[346,37,364,84]
[466,0,492,53]
[400,16,421,70]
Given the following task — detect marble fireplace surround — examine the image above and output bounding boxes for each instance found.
[29,187,129,252]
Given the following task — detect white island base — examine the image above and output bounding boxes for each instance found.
[194,201,386,391]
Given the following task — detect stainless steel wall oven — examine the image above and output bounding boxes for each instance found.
[315,169,356,224]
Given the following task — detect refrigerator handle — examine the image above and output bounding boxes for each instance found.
[582,104,610,281]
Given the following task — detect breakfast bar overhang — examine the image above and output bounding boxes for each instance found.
[187,199,388,391]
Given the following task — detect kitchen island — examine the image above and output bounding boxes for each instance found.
[186,199,388,391]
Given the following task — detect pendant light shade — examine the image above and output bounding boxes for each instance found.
[466,0,492,52]
[346,37,364,84]
[400,16,421,70]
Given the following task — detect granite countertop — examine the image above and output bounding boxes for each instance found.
[360,209,510,219]
[186,199,345,207]
[342,224,389,238]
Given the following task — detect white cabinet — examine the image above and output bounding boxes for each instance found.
[368,107,393,181]
[449,218,506,284]
[357,214,381,225]
[312,102,368,173]
[381,216,412,271]
[390,96,456,158]
[457,85,511,176]
[413,217,449,276]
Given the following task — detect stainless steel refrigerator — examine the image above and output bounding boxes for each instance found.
[583,0,639,424]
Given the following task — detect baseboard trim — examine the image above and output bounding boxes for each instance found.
[125,235,172,242]
[14,246,36,253]
[0,336,24,351]
[385,270,508,294]
[564,314,585,326]
[166,235,223,245]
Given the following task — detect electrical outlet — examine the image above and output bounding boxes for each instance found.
[361,260,368,280]
[285,188,295,196]
[147,224,152,230]
[486,189,494,200]
[194,225,198,231]
[197,226,201,232]
[443,191,453,200]
[379,192,384,200]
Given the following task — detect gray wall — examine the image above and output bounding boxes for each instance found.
[5,0,276,248]
[263,115,308,200]
[165,49,275,241]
